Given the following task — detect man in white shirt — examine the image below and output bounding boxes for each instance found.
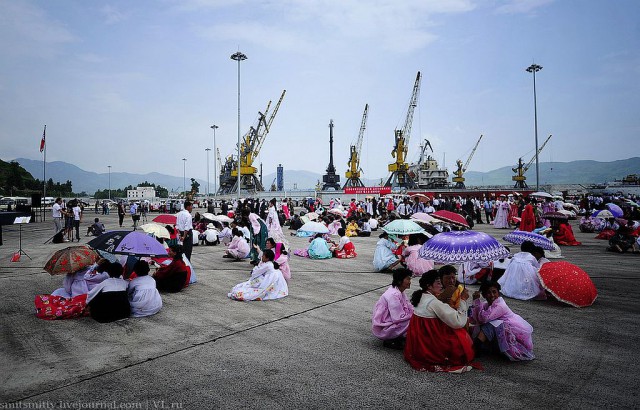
[176,200,194,260]
[72,200,82,242]
[129,202,139,229]
[52,197,64,235]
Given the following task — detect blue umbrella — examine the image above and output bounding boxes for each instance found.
[605,203,624,218]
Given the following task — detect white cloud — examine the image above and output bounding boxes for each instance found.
[192,0,474,53]
[100,4,129,25]
[0,2,75,58]
[195,22,313,52]
[495,0,554,15]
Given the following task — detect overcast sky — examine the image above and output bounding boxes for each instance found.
[1,0,638,187]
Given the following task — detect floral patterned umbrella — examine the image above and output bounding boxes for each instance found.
[418,230,510,264]
[44,245,100,275]
[503,230,554,250]
[537,261,597,307]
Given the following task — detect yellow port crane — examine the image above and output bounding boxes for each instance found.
[385,71,421,189]
[220,90,286,194]
[343,104,369,189]
[512,134,552,188]
[452,134,483,189]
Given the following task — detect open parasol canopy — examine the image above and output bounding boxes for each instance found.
[212,214,234,223]
[201,212,216,221]
[418,230,510,264]
[530,191,553,199]
[382,219,426,236]
[604,203,624,218]
[541,211,569,220]
[591,209,614,219]
[431,210,470,228]
[140,223,171,239]
[410,212,437,224]
[44,245,100,275]
[411,193,431,202]
[503,230,554,250]
[298,221,329,234]
[152,214,178,225]
[537,261,597,307]
[88,231,168,257]
[328,208,345,217]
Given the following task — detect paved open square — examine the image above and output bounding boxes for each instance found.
[1,210,638,409]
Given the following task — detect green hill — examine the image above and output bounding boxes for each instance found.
[0,159,40,196]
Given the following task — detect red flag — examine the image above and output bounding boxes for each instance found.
[39,127,46,152]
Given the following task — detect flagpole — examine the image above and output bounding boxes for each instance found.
[42,125,46,220]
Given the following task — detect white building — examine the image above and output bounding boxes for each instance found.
[127,186,156,200]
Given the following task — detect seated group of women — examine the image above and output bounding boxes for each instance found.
[294,229,357,260]
[42,256,165,322]
[372,267,534,372]
[39,244,196,322]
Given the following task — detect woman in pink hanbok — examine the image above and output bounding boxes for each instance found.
[372,269,414,349]
[493,195,510,229]
[402,234,433,277]
[471,282,535,361]
[541,198,555,228]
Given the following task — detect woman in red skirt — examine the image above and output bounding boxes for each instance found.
[404,270,478,372]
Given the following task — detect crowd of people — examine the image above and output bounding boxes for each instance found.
[38,190,638,372]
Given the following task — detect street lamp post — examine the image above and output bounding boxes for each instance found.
[210,125,218,196]
[182,158,187,199]
[205,148,211,198]
[526,63,543,191]
[231,51,247,207]
[107,165,111,200]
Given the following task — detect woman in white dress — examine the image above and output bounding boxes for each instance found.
[267,198,288,246]
[228,249,289,301]
[498,241,545,300]
[128,260,162,317]
[493,195,510,229]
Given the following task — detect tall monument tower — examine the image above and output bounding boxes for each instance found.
[322,119,341,190]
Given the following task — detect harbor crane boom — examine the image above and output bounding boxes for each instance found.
[385,71,421,189]
[512,134,552,188]
[343,104,369,188]
[452,134,483,189]
[220,90,286,195]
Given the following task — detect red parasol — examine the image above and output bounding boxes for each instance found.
[537,261,598,308]
[44,246,100,275]
[430,210,470,228]
[152,214,177,225]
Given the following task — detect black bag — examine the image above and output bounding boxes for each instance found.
[52,231,65,243]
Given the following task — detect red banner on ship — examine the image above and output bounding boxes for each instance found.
[344,187,392,195]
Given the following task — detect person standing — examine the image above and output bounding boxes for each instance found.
[130,202,139,229]
[117,201,125,227]
[52,197,64,236]
[72,200,82,242]
[176,200,194,261]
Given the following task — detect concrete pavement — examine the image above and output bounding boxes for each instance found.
[0,209,638,409]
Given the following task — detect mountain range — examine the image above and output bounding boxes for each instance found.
[14,157,640,195]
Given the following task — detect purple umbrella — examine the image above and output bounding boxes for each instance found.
[88,231,168,257]
[605,203,624,218]
[418,231,510,264]
[503,230,554,250]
